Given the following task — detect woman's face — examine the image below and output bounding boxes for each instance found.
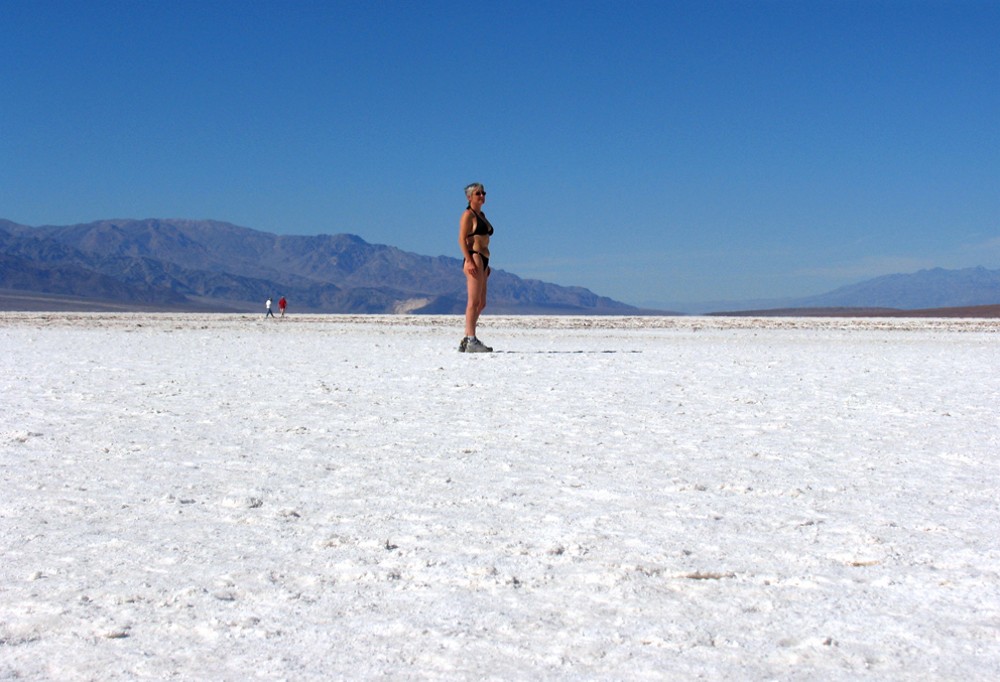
[469,187,486,209]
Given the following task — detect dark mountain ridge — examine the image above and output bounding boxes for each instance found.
[0,218,645,314]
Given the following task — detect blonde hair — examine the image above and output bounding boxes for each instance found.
[464,182,484,198]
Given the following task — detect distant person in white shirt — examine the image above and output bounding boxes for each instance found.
[265,297,275,318]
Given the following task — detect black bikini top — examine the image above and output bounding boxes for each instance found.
[468,208,494,237]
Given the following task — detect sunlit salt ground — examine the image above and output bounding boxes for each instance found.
[2,313,999,680]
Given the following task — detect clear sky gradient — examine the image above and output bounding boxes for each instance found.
[3,0,998,308]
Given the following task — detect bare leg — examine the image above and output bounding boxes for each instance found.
[464,255,488,338]
[464,275,481,337]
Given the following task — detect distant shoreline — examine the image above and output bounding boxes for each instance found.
[709,304,1000,319]
[3,288,998,319]
[3,312,999,337]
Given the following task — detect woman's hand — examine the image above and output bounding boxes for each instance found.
[464,258,479,277]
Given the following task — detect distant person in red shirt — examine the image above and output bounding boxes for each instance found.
[278,296,287,317]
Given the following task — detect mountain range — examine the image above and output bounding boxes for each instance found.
[2,218,998,315]
[697,266,1000,316]
[0,218,645,314]
[790,267,1000,309]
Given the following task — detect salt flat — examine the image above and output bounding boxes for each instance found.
[2,313,999,680]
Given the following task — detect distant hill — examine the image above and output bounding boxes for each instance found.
[788,267,1000,309]
[694,266,1000,315]
[0,218,648,314]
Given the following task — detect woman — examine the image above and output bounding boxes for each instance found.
[458,182,494,352]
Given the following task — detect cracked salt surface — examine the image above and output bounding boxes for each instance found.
[2,313,999,679]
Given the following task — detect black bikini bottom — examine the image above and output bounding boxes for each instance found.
[470,251,490,273]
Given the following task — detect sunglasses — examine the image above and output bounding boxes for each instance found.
[474,191,486,197]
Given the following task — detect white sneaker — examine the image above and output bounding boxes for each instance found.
[465,337,493,353]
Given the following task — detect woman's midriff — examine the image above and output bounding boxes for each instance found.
[471,235,490,259]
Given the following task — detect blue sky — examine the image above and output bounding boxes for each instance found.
[2,0,998,308]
